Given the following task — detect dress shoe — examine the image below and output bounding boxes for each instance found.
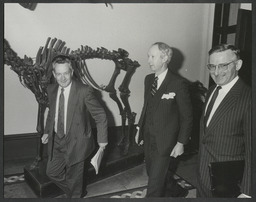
[171,186,188,197]
[55,194,67,198]
[165,184,189,197]
[81,190,88,198]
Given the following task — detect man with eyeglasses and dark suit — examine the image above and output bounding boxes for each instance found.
[197,44,251,198]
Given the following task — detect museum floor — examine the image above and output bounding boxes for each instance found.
[4,152,198,198]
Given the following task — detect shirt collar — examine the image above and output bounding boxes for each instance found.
[218,76,239,92]
[58,82,72,93]
[155,68,168,79]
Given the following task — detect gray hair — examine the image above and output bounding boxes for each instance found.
[152,42,173,64]
[209,44,240,59]
[51,55,73,72]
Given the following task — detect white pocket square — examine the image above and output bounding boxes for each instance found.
[161,92,176,99]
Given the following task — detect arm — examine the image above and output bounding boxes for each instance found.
[170,80,193,157]
[137,75,150,128]
[175,80,193,145]
[240,98,251,196]
[42,110,50,144]
[135,126,143,145]
[136,75,150,144]
[84,86,108,146]
[42,86,53,144]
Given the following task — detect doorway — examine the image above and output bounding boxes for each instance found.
[210,3,252,87]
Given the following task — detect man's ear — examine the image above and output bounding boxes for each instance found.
[236,59,243,71]
[162,54,168,63]
[52,70,56,78]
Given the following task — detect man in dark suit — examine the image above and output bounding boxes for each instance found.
[135,42,193,197]
[41,55,108,198]
[197,44,251,198]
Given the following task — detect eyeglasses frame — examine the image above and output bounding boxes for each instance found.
[207,60,238,72]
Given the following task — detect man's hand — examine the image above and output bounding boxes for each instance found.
[170,142,184,158]
[41,134,49,144]
[135,127,143,146]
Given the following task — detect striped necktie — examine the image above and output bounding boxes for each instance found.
[151,76,158,96]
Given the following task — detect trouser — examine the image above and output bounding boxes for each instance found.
[196,176,213,197]
[144,126,183,197]
[196,162,214,197]
[46,135,86,198]
[165,157,183,197]
[144,131,172,197]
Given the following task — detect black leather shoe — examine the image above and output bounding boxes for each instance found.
[81,190,88,198]
[171,187,188,197]
[165,185,189,197]
[55,194,67,198]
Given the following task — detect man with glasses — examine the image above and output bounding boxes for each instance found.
[197,44,251,198]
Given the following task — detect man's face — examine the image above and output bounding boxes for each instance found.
[53,63,73,88]
[208,49,241,86]
[147,45,167,74]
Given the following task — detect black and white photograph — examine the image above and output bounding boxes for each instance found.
[2,1,255,200]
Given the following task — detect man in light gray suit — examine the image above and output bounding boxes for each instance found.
[197,44,251,198]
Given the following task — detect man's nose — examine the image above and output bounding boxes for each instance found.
[214,66,220,76]
[60,75,66,80]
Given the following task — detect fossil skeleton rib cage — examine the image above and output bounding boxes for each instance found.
[4,37,140,106]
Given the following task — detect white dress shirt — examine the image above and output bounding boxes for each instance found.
[54,82,72,134]
[155,68,168,89]
[205,76,239,127]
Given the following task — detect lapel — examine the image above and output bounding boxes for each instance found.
[66,80,79,134]
[151,70,173,112]
[49,84,59,118]
[206,79,243,133]
[144,74,155,106]
[203,85,215,114]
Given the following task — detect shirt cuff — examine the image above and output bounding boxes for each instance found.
[99,143,108,148]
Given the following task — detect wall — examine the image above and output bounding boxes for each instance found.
[4,3,214,135]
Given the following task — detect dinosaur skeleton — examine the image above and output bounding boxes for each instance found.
[4,37,140,169]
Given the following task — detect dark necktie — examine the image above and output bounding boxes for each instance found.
[151,76,158,96]
[204,86,222,127]
[57,88,65,138]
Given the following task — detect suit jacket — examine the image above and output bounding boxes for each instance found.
[138,70,193,156]
[44,80,108,166]
[198,78,251,196]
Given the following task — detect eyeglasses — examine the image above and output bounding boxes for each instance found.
[207,60,237,72]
